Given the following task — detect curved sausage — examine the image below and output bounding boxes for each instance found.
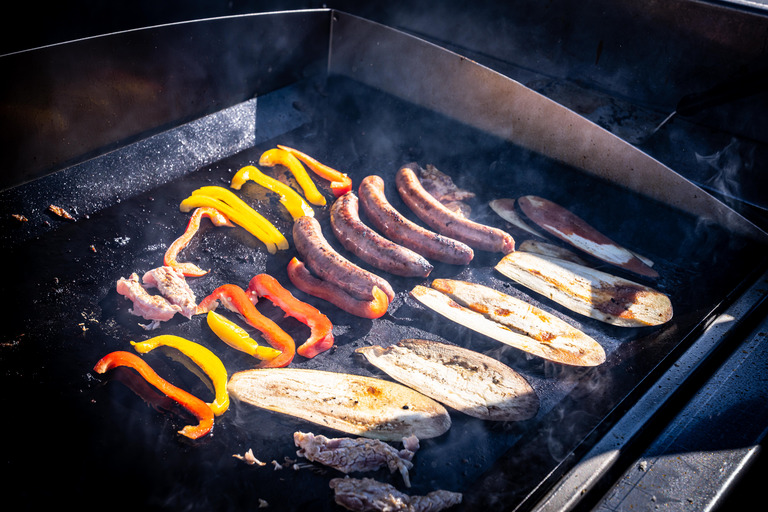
[330,192,433,278]
[396,163,515,254]
[292,215,396,302]
[358,175,474,265]
[286,257,390,319]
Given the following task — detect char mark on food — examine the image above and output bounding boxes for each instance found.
[330,477,462,512]
[295,431,419,487]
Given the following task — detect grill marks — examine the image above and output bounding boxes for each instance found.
[356,339,539,421]
[496,251,673,327]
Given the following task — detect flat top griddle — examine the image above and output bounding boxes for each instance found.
[2,71,765,512]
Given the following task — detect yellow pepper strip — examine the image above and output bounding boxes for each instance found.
[180,194,278,254]
[130,334,230,416]
[230,165,315,220]
[179,186,289,253]
[190,186,289,250]
[259,148,327,206]
[206,310,283,361]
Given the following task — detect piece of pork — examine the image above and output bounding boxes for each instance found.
[294,432,419,487]
[116,273,182,330]
[142,266,198,318]
[418,164,474,218]
[329,477,462,512]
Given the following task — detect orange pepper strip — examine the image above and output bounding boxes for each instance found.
[164,207,234,277]
[258,148,327,206]
[246,273,335,359]
[197,284,296,368]
[286,257,389,319]
[277,145,352,198]
[93,351,214,440]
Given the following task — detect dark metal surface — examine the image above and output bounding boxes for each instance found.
[2,10,768,512]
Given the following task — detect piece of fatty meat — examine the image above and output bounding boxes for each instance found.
[330,477,462,512]
[116,273,183,330]
[294,432,419,487]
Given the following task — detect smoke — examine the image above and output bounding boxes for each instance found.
[694,137,753,208]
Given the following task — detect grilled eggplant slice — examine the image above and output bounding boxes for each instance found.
[356,339,539,421]
[516,195,658,278]
[489,198,544,238]
[227,368,451,441]
[518,239,588,265]
[410,285,605,366]
[496,251,673,327]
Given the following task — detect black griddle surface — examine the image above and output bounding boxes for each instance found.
[2,76,765,512]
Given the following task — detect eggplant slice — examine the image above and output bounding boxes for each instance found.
[516,195,658,278]
[489,198,544,239]
[356,339,539,421]
[495,251,673,327]
[410,285,606,367]
[228,368,451,441]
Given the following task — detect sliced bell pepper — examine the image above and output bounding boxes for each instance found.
[198,284,296,368]
[164,207,234,277]
[191,186,289,250]
[286,257,389,319]
[130,335,230,416]
[246,273,334,359]
[277,145,352,197]
[258,148,327,206]
[179,191,286,254]
[93,350,214,440]
[206,310,283,361]
[230,165,314,220]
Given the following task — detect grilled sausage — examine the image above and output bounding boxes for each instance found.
[287,257,390,319]
[292,215,395,302]
[396,163,515,254]
[330,192,433,278]
[358,175,474,265]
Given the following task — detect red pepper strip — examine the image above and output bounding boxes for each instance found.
[164,207,234,277]
[277,145,352,197]
[286,257,389,319]
[197,284,296,368]
[246,273,335,359]
[93,351,214,440]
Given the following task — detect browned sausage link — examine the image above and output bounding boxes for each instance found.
[330,192,434,278]
[358,175,474,265]
[292,215,396,302]
[396,163,515,254]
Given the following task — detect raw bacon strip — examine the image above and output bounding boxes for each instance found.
[246,273,334,358]
[286,257,390,319]
[294,432,419,487]
[164,207,233,277]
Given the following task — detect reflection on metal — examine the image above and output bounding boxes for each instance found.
[328,12,768,244]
